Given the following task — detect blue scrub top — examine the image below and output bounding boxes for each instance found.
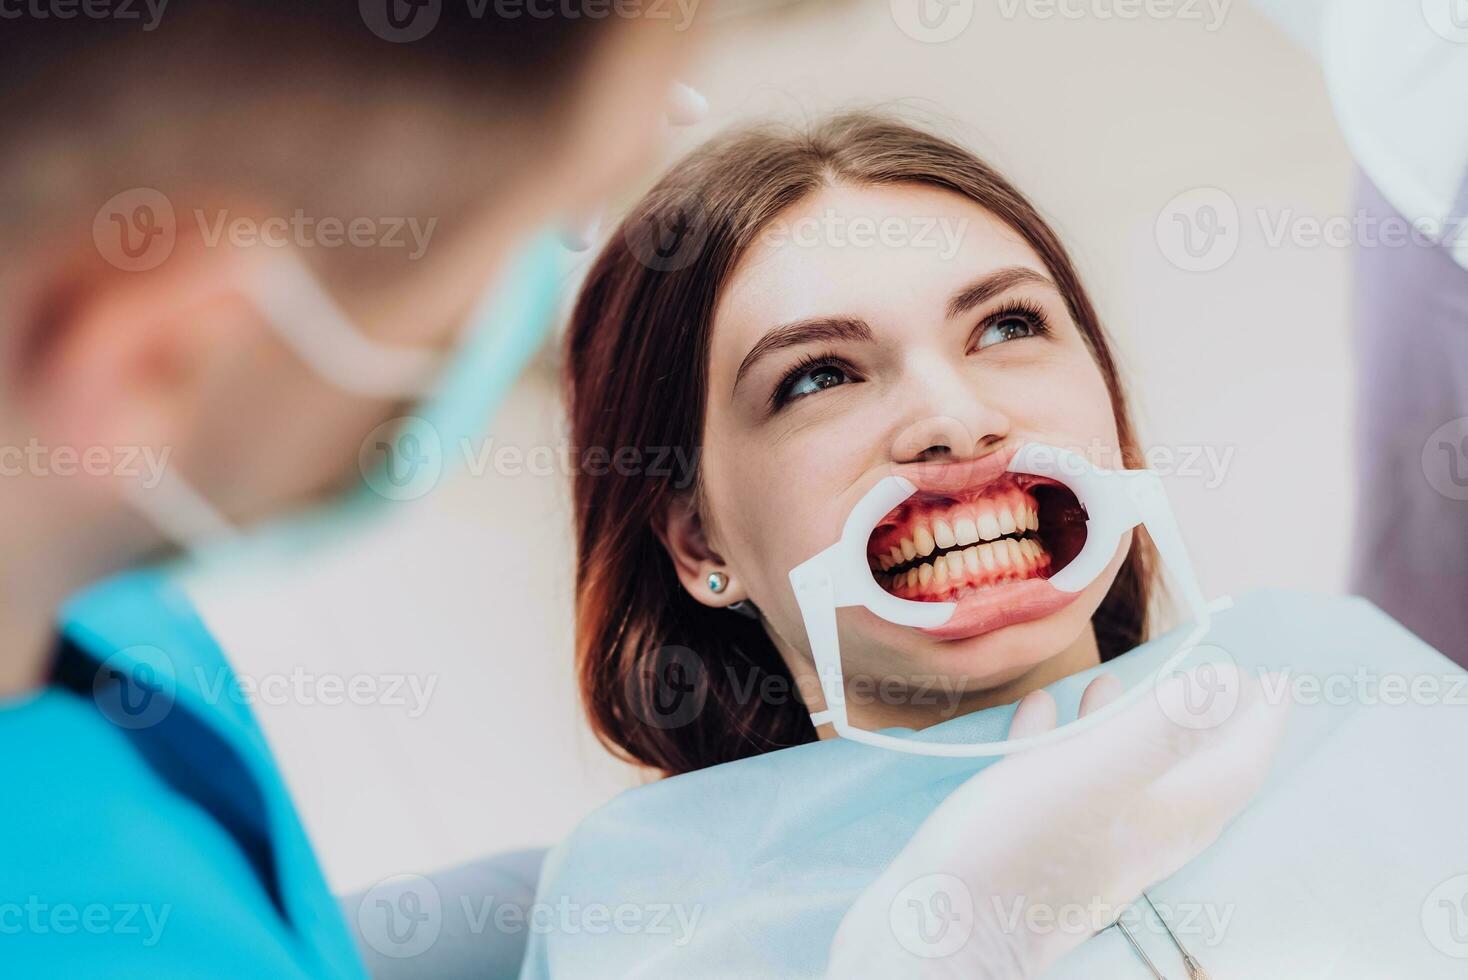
[0,571,366,978]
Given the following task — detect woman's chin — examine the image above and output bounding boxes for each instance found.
[853,584,1100,690]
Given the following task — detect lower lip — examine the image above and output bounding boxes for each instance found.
[914,577,1081,641]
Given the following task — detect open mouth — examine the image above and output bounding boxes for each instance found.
[867,473,1088,602]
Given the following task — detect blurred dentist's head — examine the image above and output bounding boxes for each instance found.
[0,0,695,573]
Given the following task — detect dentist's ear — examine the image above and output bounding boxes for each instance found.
[12,230,264,510]
[655,493,750,608]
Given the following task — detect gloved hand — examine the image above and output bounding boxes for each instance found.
[826,664,1291,979]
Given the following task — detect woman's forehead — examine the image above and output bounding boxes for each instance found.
[713,182,1050,355]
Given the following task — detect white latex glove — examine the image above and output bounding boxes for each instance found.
[826,664,1291,979]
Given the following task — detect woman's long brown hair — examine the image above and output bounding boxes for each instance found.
[565,112,1155,777]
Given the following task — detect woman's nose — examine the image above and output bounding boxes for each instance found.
[887,359,1011,464]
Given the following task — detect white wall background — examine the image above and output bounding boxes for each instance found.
[189,0,1356,894]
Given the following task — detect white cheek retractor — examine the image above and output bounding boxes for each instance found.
[788,442,1217,757]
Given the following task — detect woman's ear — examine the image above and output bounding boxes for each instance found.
[655,493,750,609]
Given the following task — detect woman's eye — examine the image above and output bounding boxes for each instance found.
[973,310,1046,351]
[787,364,850,399]
[771,358,857,410]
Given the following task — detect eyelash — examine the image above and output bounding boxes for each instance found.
[768,300,1054,411]
[770,349,856,411]
[970,300,1052,351]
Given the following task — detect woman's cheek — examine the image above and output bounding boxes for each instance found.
[1064,360,1120,440]
[1019,367,1120,457]
[709,454,817,585]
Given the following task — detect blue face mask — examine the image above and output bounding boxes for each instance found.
[405,230,565,484]
[124,229,566,572]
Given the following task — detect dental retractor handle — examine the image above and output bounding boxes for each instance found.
[790,475,956,728]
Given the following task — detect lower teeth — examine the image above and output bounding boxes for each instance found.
[878,536,1050,597]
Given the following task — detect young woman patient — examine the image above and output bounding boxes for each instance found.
[571,111,1153,772]
[521,113,1284,977]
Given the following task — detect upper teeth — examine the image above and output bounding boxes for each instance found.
[873,495,1041,572]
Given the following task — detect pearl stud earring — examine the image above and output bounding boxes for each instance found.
[707,571,728,594]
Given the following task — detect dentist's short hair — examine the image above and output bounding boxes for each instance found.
[0,0,612,270]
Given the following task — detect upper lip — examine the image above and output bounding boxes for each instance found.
[891,443,1021,497]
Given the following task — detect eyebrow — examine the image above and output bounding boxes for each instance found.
[732,315,874,392]
[731,266,1057,394]
[946,266,1056,319]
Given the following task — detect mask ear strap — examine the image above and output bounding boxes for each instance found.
[248,254,444,399]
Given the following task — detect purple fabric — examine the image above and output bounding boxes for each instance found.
[1349,170,1468,666]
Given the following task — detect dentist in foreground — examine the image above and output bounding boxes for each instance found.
[1,4,693,976]
[0,6,1287,980]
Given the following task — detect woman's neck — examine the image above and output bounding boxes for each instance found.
[787,624,1102,736]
